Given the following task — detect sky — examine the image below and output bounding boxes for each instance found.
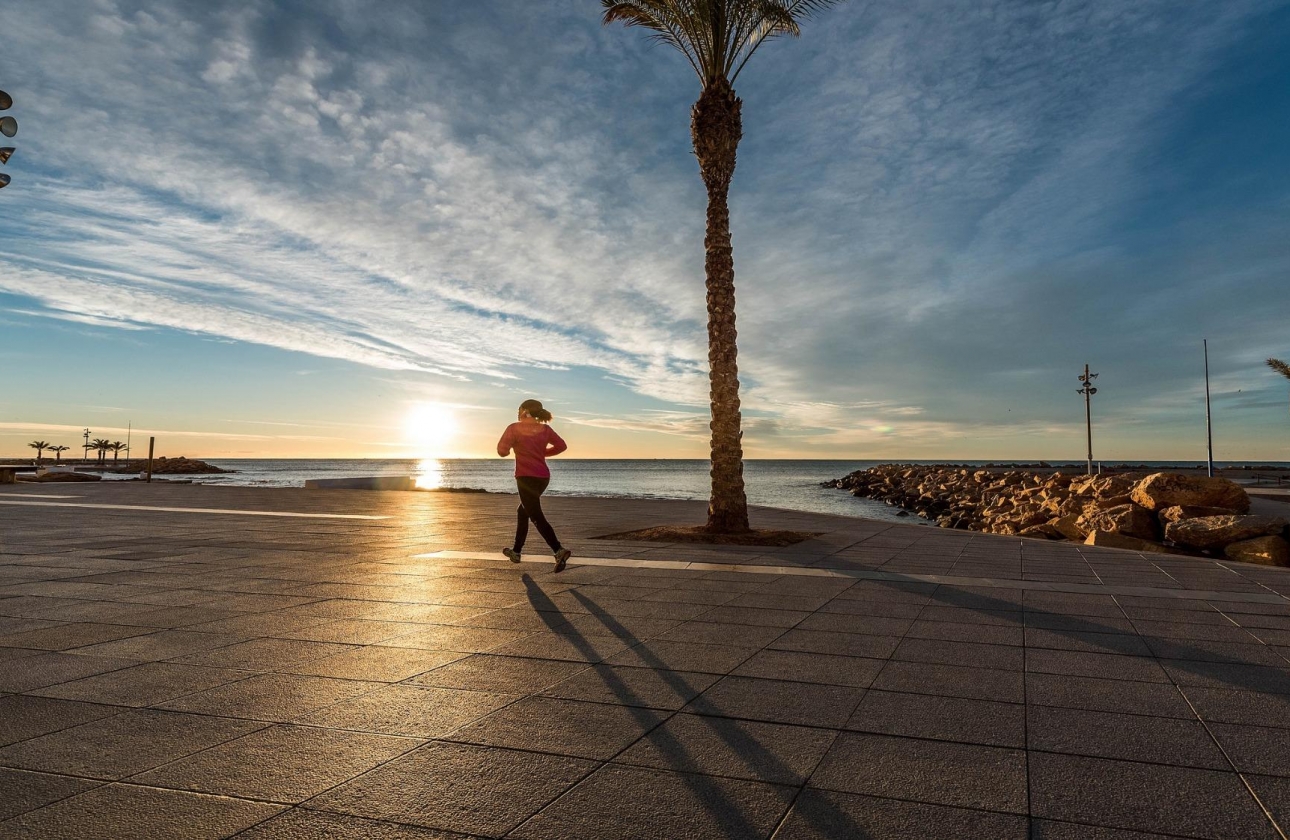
[1,0,1288,462]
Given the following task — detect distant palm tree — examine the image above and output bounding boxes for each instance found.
[602,0,847,532]
[27,440,50,463]
[109,441,127,463]
[91,438,112,465]
[49,445,70,463]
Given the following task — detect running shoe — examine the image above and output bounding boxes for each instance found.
[503,548,522,564]
[553,548,571,573]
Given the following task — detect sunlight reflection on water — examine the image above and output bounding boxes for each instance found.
[414,458,443,490]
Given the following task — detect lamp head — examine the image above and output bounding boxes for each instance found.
[0,117,16,138]
[0,90,11,110]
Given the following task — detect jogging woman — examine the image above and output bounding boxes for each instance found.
[497,399,572,572]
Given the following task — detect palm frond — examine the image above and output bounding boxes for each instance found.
[1269,358,1290,380]
[603,0,848,85]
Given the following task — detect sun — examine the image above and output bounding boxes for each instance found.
[404,403,458,457]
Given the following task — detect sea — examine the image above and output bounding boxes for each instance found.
[168,459,1290,525]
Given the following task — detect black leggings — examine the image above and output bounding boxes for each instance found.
[514,476,562,553]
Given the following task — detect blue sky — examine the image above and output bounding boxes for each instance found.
[1,0,1288,461]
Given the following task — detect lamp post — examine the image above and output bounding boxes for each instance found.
[0,89,16,190]
[1204,340,1214,477]
[1078,364,1099,475]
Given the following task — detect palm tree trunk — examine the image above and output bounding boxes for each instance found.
[692,80,749,533]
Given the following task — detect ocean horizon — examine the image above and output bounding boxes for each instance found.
[101,458,1290,525]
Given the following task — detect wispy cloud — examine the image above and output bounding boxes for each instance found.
[1,0,1286,456]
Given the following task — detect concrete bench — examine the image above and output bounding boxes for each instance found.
[0,465,36,484]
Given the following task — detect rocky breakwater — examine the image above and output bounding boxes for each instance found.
[107,457,232,475]
[826,465,1289,566]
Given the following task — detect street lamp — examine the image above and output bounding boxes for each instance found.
[0,88,15,190]
[1078,364,1098,475]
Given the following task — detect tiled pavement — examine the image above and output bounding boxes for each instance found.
[1,483,1289,838]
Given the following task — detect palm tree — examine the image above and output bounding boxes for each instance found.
[109,441,127,464]
[27,440,50,463]
[603,0,846,532]
[49,445,70,463]
[91,438,112,465]
[1271,359,1290,417]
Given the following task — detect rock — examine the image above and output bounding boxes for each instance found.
[1224,536,1290,567]
[1077,504,1158,541]
[1130,473,1249,513]
[1049,515,1086,542]
[1084,530,1171,554]
[1158,505,1243,525]
[18,472,101,482]
[1020,522,1063,539]
[1165,515,1288,550]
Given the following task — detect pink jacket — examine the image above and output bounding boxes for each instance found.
[497,422,567,478]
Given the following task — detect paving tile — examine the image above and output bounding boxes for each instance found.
[731,649,884,688]
[1027,705,1228,770]
[1161,660,1290,694]
[157,673,384,722]
[0,622,153,651]
[449,695,666,760]
[653,620,787,648]
[232,808,470,838]
[1029,821,1197,839]
[1026,613,1137,634]
[297,684,516,738]
[774,789,1029,839]
[0,783,282,840]
[699,606,810,628]
[71,630,244,662]
[892,637,1024,670]
[487,631,632,663]
[379,625,531,653]
[540,664,719,709]
[769,628,901,659]
[0,768,101,821]
[29,662,253,707]
[1026,673,1195,718]
[605,639,760,673]
[170,637,361,670]
[510,764,795,840]
[904,619,1023,645]
[1181,686,1290,728]
[1246,774,1290,833]
[810,732,1028,814]
[615,712,836,784]
[1026,649,1170,683]
[1209,723,1290,776]
[685,676,864,728]
[134,724,415,803]
[0,694,118,747]
[870,661,1025,703]
[0,708,263,779]
[1029,752,1277,838]
[307,741,595,836]
[1145,638,1289,667]
[408,653,588,693]
[845,690,1025,747]
[0,651,139,692]
[793,613,914,636]
[1025,629,1153,656]
[287,645,466,682]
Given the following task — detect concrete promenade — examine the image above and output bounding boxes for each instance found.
[2,482,1290,838]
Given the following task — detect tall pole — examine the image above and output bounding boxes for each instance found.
[1078,364,1099,475]
[82,429,90,464]
[1204,339,1214,477]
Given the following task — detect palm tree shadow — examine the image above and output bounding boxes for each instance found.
[521,574,872,838]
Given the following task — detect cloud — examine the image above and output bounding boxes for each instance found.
[1,0,1286,455]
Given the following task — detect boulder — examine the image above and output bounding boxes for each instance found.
[1158,505,1243,526]
[1084,530,1171,554]
[1020,522,1063,540]
[1049,515,1086,542]
[1224,536,1290,567]
[1130,473,1249,513]
[1165,515,1288,550]
[1077,504,1158,541]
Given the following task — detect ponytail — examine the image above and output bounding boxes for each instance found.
[519,399,552,423]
